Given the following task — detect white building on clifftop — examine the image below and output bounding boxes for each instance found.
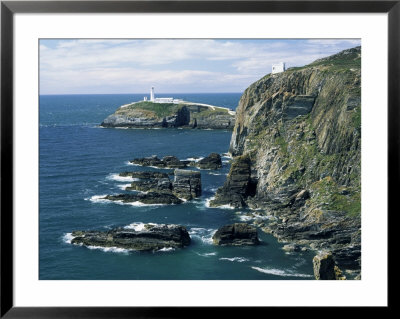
[272,62,286,74]
[144,87,183,104]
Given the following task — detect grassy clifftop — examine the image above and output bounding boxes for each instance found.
[101,100,235,129]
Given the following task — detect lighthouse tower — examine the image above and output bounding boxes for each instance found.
[150,87,155,101]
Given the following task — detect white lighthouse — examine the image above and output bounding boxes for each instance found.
[150,87,155,101]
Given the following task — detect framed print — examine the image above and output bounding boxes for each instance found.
[1,0,397,317]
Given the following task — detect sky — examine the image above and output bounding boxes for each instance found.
[39,39,360,95]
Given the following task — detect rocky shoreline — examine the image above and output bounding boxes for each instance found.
[71,47,362,280]
[209,47,362,279]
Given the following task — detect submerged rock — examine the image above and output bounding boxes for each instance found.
[71,224,191,251]
[212,223,259,246]
[172,169,202,200]
[196,153,222,170]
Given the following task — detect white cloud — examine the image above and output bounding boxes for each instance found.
[39,39,361,94]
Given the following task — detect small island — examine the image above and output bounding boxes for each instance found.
[101,87,236,129]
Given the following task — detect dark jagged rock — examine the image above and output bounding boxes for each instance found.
[130,155,188,169]
[212,223,259,246]
[313,251,346,280]
[126,177,172,193]
[119,171,170,179]
[196,153,222,170]
[103,192,182,205]
[130,155,165,167]
[172,169,202,200]
[210,154,256,208]
[161,156,187,168]
[71,224,191,251]
[313,251,336,280]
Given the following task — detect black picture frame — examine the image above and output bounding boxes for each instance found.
[1,0,396,317]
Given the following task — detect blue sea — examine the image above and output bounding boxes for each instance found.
[39,93,315,280]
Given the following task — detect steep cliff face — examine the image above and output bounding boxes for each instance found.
[217,47,361,277]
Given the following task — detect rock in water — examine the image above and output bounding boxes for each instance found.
[212,223,259,246]
[210,154,256,208]
[103,192,182,205]
[130,155,165,167]
[130,155,187,169]
[162,155,187,168]
[196,153,222,170]
[313,251,337,280]
[71,224,191,251]
[172,169,202,200]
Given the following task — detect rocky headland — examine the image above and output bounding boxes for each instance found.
[101,101,235,129]
[212,46,362,278]
[71,223,191,251]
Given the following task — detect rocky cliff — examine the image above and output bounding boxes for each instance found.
[215,46,362,278]
[101,101,235,129]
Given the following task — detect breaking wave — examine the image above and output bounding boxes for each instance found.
[251,266,313,278]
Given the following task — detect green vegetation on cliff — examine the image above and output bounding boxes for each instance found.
[116,101,182,118]
[101,100,236,129]
[220,46,362,274]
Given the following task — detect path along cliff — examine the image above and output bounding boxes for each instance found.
[212,46,362,278]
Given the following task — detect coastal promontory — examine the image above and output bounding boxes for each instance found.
[101,101,236,129]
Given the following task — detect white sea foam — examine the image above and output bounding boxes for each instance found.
[204,197,215,207]
[237,212,273,222]
[127,162,141,167]
[189,228,216,244]
[219,257,249,263]
[106,173,139,182]
[63,232,75,244]
[156,247,175,252]
[117,183,132,190]
[86,194,111,204]
[86,245,130,254]
[196,252,217,257]
[87,195,166,207]
[124,222,157,231]
[251,266,313,278]
[184,157,204,162]
[202,196,235,209]
[238,215,253,222]
[208,172,225,176]
[125,201,166,207]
